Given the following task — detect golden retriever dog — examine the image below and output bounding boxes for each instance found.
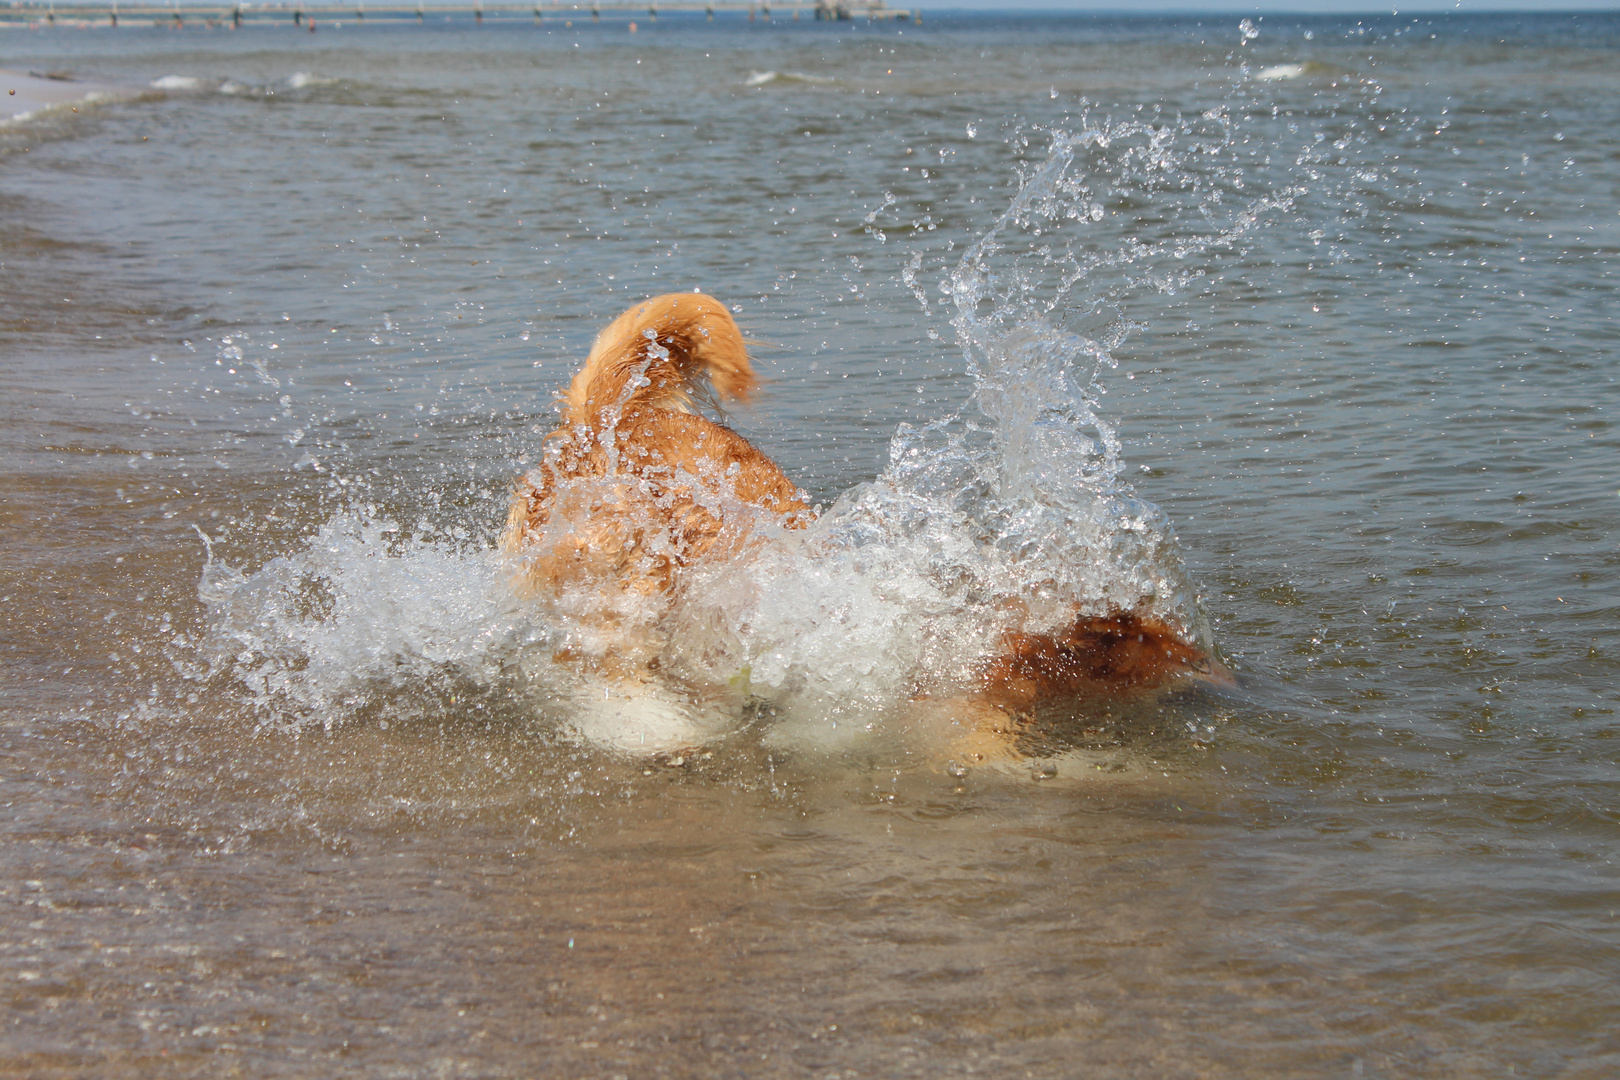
[502,292,1225,755]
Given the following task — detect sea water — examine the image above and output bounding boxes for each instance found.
[3,12,1618,1077]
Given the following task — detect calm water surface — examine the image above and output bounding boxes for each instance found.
[2,11,1618,1078]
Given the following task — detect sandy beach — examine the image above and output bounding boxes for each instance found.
[2,65,139,122]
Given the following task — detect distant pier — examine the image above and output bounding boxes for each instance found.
[0,0,918,27]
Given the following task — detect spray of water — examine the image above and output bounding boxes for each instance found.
[195,85,1308,754]
[664,113,1305,746]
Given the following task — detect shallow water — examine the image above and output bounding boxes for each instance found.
[3,11,1619,1077]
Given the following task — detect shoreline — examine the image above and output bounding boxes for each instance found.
[2,65,142,123]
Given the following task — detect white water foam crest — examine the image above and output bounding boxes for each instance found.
[150,75,203,91]
[287,72,338,90]
[744,70,837,88]
[1257,64,1307,81]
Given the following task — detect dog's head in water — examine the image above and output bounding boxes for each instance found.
[982,610,1232,710]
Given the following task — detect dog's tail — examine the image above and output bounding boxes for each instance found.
[561,293,755,424]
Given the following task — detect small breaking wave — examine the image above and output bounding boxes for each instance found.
[287,72,338,90]
[1256,60,1337,81]
[745,70,837,88]
[215,73,340,97]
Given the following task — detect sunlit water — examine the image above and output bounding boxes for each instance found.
[3,12,1618,1077]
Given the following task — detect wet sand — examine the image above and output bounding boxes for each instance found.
[1,65,138,122]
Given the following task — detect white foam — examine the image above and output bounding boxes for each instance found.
[745,70,836,88]
[151,75,201,91]
[1257,64,1307,81]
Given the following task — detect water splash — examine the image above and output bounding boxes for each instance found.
[664,125,1288,741]
[196,511,547,733]
[195,118,1293,753]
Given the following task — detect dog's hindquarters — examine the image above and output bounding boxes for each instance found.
[503,294,808,599]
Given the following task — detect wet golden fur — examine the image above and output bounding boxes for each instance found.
[501,293,809,601]
[503,294,1224,745]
